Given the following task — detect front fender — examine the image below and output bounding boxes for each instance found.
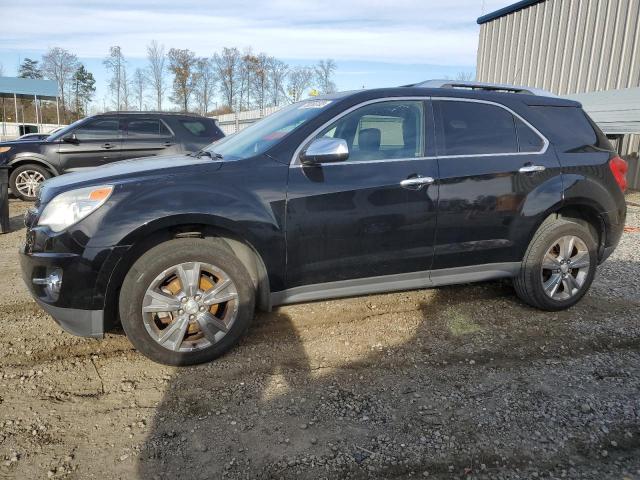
[9,152,60,175]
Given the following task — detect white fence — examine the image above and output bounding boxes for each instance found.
[1,122,63,141]
[213,106,283,135]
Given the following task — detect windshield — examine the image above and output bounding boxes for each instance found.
[204,99,333,161]
[46,118,86,141]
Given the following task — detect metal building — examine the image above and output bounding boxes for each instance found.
[476,0,640,187]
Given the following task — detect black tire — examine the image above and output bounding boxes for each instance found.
[119,238,255,366]
[514,217,598,311]
[9,164,51,201]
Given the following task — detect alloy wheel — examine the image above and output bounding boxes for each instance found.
[141,261,239,352]
[15,170,45,198]
[540,235,591,301]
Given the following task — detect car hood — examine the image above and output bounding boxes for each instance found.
[0,139,49,147]
[39,155,222,202]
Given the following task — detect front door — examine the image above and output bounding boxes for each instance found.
[432,98,562,272]
[120,117,182,160]
[285,98,438,293]
[57,116,123,172]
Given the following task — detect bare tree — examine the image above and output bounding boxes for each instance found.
[146,40,166,110]
[103,46,126,109]
[213,47,241,110]
[287,66,313,102]
[41,47,79,121]
[250,53,270,113]
[167,48,197,112]
[193,58,216,115]
[455,71,475,81]
[0,62,3,76]
[314,59,337,94]
[121,66,132,110]
[133,68,146,111]
[267,58,288,107]
[238,49,257,111]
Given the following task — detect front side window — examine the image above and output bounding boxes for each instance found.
[74,118,120,141]
[313,100,425,162]
[436,101,518,155]
[127,119,171,138]
[205,99,334,161]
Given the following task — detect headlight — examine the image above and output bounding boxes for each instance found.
[0,146,11,153]
[38,185,113,232]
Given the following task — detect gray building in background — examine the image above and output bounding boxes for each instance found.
[476,0,640,187]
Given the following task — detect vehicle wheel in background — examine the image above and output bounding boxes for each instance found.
[119,238,256,366]
[9,164,51,201]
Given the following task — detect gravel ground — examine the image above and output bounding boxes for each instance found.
[0,194,639,480]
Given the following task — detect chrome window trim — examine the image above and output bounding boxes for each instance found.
[289,96,431,168]
[432,97,549,157]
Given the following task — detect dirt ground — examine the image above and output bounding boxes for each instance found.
[0,196,639,480]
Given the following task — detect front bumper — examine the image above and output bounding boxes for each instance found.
[33,297,104,338]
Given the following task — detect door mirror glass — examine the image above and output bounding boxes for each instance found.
[300,137,349,165]
[62,133,79,144]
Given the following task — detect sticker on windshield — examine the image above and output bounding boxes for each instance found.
[298,100,332,109]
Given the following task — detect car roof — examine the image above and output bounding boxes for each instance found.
[317,86,580,108]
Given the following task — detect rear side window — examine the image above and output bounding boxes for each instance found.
[435,100,545,155]
[179,119,220,139]
[436,101,518,155]
[530,106,607,150]
[74,118,120,140]
[126,119,171,138]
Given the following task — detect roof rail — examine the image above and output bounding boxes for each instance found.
[405,79,557,97]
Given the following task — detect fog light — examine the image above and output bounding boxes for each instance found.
[33,269,63,300]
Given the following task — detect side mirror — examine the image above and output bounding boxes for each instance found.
[300,137,349,165]
[63,133,79,144]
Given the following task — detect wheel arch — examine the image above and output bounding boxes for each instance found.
[101,218,272,332]
[8,157,60,176]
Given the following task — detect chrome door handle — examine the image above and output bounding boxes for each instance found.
[101,143,115,150]
[400,176,434,189]
[519,164,546,173]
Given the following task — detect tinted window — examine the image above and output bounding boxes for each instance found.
[316,100,424,162]
[127,119,171,137]
[180,120,213,137]
[515,118,544,152]
[530,106,599,150]
[74,118,119,140]
[437,101,518,155]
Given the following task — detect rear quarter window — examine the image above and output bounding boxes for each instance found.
[530,106,610,151]
[179,119,223,140]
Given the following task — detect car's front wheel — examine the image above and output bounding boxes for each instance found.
[514,217,598,311]
[119,238,255,365]
[10,164,51,201]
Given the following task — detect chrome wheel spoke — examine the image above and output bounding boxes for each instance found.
[560,236,575,259]
[142,290,181,313]
[177,262,201,297]
[570,251,590,269]
[197,312,229,341]
[158,316,189,351]
[543,273,562,297]
[562,274,578,294]
[202,278,237,306]
[542,253,561,270]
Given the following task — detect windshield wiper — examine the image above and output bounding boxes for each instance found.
[194,149,223,160]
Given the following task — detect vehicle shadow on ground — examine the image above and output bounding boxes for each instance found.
[135,268,640,479]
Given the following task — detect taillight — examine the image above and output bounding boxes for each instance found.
[609,156,628,192]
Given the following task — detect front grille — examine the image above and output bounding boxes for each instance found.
[24,207,39,229]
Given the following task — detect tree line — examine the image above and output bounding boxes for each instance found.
[104,42,337,115]
[8,43,338,124]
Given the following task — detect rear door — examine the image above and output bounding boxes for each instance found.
[120,117,181,160]
[285,98,439,293]
[57,116,122,172]
[432,98,562,273]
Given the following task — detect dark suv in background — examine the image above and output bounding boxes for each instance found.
[0,112,224,200]
[20,81,628,366]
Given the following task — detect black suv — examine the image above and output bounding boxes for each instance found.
[0,112,224,200]
[20,82,628,365]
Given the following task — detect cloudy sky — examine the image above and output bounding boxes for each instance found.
[0,0,515,108]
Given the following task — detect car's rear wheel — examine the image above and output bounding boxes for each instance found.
[10,164,51,201]
[119,238,255,365]
[514,217,598,311]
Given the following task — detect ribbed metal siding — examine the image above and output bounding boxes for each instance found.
[477,0,640,94]
[477,0,640,188]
